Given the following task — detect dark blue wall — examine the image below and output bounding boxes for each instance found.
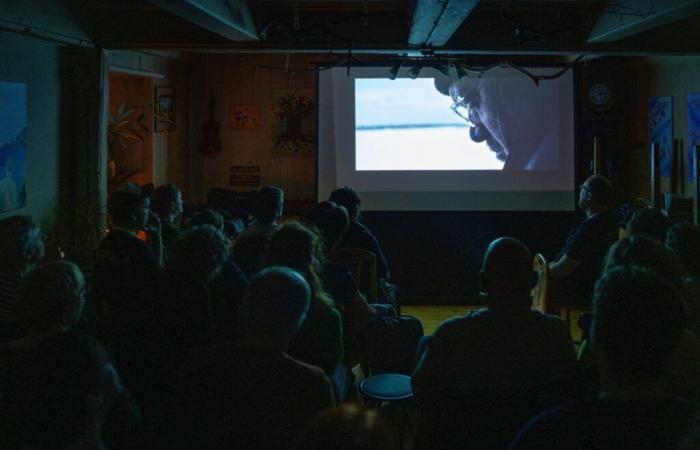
[362,210,583,304]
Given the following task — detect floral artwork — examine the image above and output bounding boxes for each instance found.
[688,92,700,180]
[648,96,672,178]
[230,105,260,129]
[0,81,27,213]
[272,89,315,157]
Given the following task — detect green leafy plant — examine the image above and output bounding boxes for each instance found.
[108,103,145,149]
[108,103,148,190]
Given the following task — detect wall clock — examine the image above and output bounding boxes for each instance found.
[587,81,615,113]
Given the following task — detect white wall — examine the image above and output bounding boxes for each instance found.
[0,32,62,228]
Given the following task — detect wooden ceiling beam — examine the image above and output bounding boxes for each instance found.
[588,0,700,43]
[146,0,259,41]
[408,0,480,47]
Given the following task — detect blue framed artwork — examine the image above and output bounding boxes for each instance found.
[688,92,700,181]
[648,96,673,178]
[0,81,27,213]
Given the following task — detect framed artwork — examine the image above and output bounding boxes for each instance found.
[688,92,700,180]
[230,105,260,129]
[648,96,672,178]
[271,89,315,157]
[0,81,27,213]
[154,86,176,132]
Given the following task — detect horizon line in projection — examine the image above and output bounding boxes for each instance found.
[354,77,503,170]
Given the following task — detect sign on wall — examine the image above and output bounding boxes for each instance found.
[271,89,315,157]
[688,92,700,181]
[0,81,27,213]
[648,96,673,178]
[230,166,261,187]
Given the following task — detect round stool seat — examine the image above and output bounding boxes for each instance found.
[359,373,413,402]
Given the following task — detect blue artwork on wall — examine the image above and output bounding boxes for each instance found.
[688,92,700,181]
[0,81,27,213]
[648,96,673,178]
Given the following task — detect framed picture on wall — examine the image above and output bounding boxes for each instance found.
[0,80,28,213]
[648,96,672,177]
[154,86,176,132]
[271,89,315,157]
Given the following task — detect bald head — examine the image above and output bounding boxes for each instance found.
[580,175,614,212]
[239,266,311,337]
[480,237,533,311]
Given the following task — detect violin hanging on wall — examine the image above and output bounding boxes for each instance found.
[201,88,223,156]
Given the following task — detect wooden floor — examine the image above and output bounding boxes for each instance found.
[403,305,585,341]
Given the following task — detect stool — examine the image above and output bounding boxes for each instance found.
[359,374,413,449]
[359,373,413,404]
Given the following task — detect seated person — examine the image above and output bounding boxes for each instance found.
[189,208,225,231]
[190,209,248,342]
[0,215,45,343]
[0,261,140,448]
[626,207,669,243]
[167,267,335,450]
[306,201,422,373]
[264,222,344,378]
[412,237,578,450]
[294,404,394,450]
[306,201,374,331]
[12,261,86,347]
[0,331,126,450]
[329,187,400,311]
[157,225,231,372]
[94,185,162,342]
[238,186,284,239]
[511,266,696,450]
[549,175,619,308]
[667,222,700,335]
[93,185,160,415]
[589,236,700,405]
[232,186,284,277]
[125,225,230,419]
[329,187,389,280]
[150,183,184,251]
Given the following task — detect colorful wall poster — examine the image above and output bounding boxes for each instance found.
[0,81,27,212]
[688,92,700,180]
[648,96,672,178]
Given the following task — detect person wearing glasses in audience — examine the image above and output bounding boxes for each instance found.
[434,68,560,170]
[548,175,619,310]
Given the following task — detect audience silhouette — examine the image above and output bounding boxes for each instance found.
[512,266,695,449]
[4,178,700,450]
[412,237,578,450]
[168,267,334,450]
[549,175,619,309]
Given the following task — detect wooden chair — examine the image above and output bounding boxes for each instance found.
[532,253,549,313]
[330,247,379,301]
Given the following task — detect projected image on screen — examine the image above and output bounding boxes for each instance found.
[355,73,560,171]
[318,66,574,210]
[356,79,503,170]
